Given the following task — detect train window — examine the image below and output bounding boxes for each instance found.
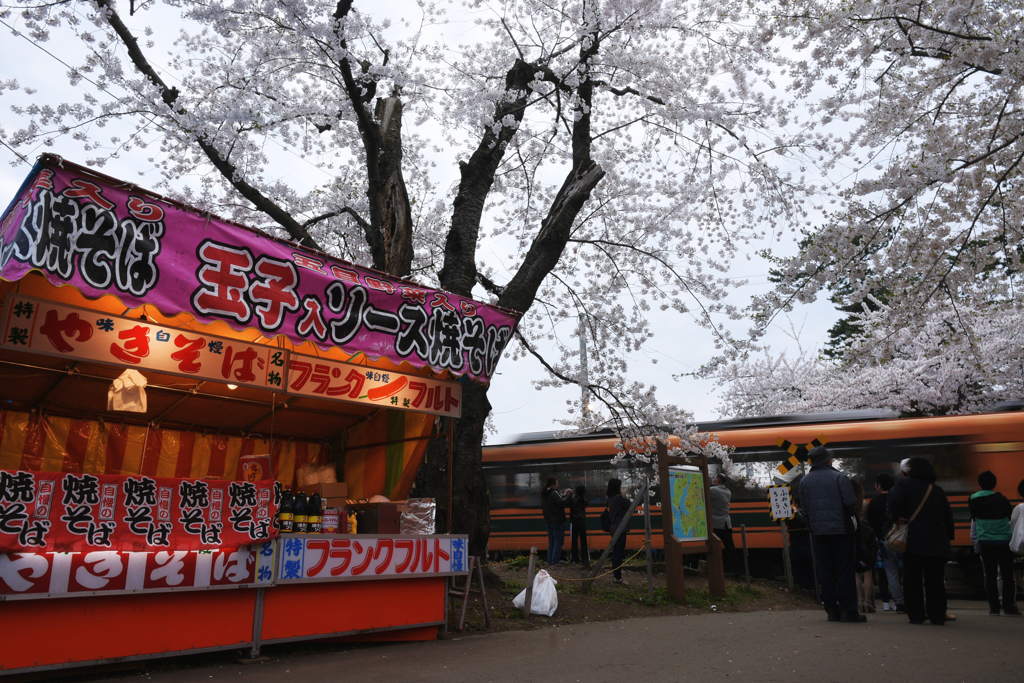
[724,437,970,503]
[484,458,652,508]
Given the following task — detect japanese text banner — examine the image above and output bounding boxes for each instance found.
[0,542,276,599]
[0,469,278,552]
[1,295,285,391]
[0,157,519,383]
[278,534,467,582]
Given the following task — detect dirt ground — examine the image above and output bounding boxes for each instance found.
[451,554,819,634]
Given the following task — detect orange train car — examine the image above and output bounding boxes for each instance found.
[483,409,1024,558]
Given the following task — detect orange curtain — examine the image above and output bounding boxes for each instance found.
[0,409,326,486]
[343,411,435,500]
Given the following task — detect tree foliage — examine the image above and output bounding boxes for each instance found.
[1,0,810,550]
[713,0,1024,418]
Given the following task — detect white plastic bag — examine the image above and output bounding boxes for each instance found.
[107,369,147,413]
[1010,505,1024,554]
[511,569,559,616]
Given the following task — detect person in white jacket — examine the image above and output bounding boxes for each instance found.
[1011,479,1024,555]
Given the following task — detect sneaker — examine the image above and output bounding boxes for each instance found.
[840,612,867,623]
[989,607,1001,616]
[894,603,906,613]
[1004,606,1021,616]
[945,612,957,622]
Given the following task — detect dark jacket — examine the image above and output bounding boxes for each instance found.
[569,493,588,522]
[607,493,630,532]
[865,493,890,539]
[969,490,1012,542]
[798,462,857,535]
[888,476,954,557]
[541,487,569,524]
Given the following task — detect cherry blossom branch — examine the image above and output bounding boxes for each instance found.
[94,0,319,249]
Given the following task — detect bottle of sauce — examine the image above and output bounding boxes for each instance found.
[308,493,323,533]
[278,490,295,533]
[293,493,309,533]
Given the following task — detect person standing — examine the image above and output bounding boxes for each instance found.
[888,457,954,625]
[709,474,734,572]
[851,479,878,613]
[541,478,571,565]
[798,445,865,623]
[606,478,631,584]
[569,485,590,566]
[1011,479,1024,554]
[866,471,904,611]
[969,470,1020,616]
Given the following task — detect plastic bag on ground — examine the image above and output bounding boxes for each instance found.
[511,569,558,616]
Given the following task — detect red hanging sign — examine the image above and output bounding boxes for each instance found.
[0,469,278,552]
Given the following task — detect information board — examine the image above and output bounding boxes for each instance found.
[667,466,707,542]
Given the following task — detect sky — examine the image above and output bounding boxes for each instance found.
[0,3,841,444]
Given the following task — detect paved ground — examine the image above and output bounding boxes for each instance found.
[93,600,1023,682]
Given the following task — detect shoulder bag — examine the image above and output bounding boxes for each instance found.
[885,483,932,553]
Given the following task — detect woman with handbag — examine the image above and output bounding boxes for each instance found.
[887,457,954,625]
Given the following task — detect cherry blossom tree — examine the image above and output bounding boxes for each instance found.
[703,1,1024,420]
[0,0,808,553]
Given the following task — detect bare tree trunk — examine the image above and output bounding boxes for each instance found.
[415,380,492,556]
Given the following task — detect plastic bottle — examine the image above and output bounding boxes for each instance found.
[278,490,295,533]
[308,493,323,533]
[294,493,309,533]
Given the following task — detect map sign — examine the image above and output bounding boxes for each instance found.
[667,466,708,542]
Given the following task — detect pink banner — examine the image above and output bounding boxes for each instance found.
[0,156,518,383]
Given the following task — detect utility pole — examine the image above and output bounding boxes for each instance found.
[578,318,590,418]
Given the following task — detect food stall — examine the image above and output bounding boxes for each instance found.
[0,155,518,674]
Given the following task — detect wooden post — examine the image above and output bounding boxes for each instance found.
[643,478,654,601]
[698,455,726,598]
[780,520,794,590]
[657,442,686,603]
[523,547,537,617]
[741,524,751,583]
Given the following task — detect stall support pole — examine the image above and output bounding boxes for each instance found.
[446,417,454,535]
[248,588,266,659]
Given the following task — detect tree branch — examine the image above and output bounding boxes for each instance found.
[95,0,319,249]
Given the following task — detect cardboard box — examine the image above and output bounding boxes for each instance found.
[299,482,348,498]
[356,502,401,534]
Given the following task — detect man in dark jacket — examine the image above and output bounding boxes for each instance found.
[606,478,631,583]
[969,470,1020,615]
[888,457,954,625]
[798,445,864,622]
[541,478,570,564]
